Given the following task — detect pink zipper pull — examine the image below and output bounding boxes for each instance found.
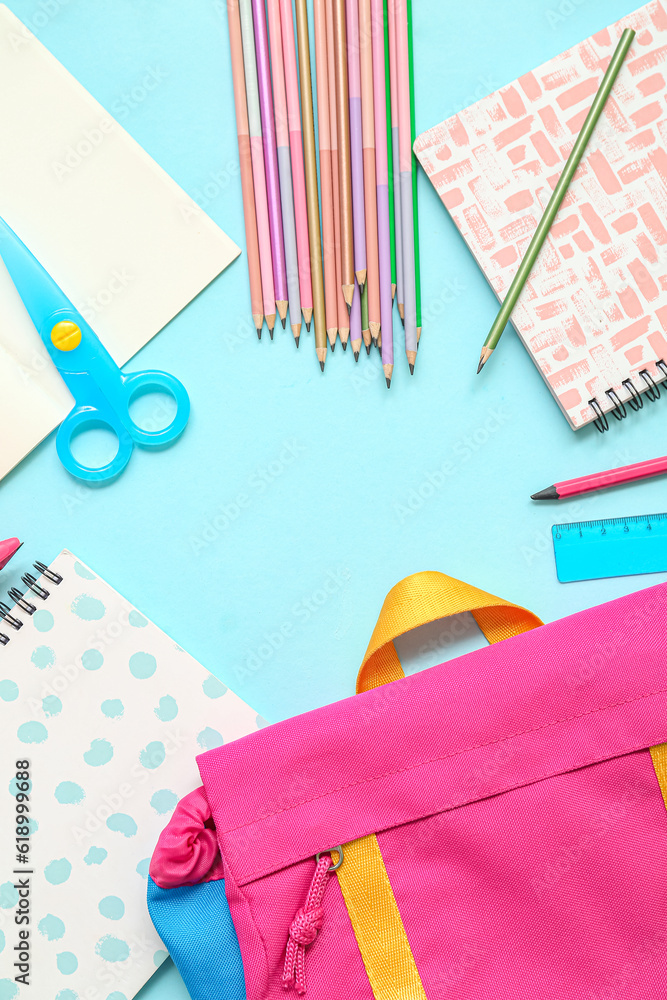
[282,846,343,994]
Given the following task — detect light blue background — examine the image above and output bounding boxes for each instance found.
[1,0,665,996]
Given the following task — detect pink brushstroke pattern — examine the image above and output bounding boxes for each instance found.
[414,0,667,429]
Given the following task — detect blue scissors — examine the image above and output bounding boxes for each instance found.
[0,217,190,484]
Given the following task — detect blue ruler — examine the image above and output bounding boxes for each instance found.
[552,513,667,583]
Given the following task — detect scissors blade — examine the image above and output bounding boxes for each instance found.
[0,215,71,334]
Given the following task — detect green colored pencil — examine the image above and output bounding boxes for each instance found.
[383,0,396,299]
[407,0,421,339]
[477,27,635,374]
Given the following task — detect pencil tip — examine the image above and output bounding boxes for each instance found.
[281,317,286,330]
[342,339,348,351]
[295,336,300,348]
[531,486,559,501]
[306,321,311,332]
[400,316,405,328]
[372,337,378,348]
[476,359,485,374]
[366,344,371,355]
[330,341,336,353]
[269,329,274,341]
[386,377,391,388]
[353,351,359,362]
[319,360,325,372]
[359,282,365,296]
[409,363,414,375]
[257,329,262,340]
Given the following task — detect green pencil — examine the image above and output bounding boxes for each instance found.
[477,27,635,374]
[383,0,396,300]
[407,0,421,340]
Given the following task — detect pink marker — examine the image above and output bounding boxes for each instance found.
[532,455,667,500]
[0,538,21,572]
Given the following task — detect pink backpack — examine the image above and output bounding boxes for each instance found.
[153,572,667,999]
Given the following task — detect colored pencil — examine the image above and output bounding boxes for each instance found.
[251,0,288,328]
[227,0,264,338]
[350,276,362,358]
[294,0,327,369]
[279,0,313,331]
[532,455,667,501]
[383,0,396,301]
[359,0,380,348]
[477,28,636,374]
[326,0,349,350]
[394,0,417,371]
[371,0,393,386]
[266,0,301,343]
[346,0,367,293]
[238,0,276,334]
[361,280,371,352]
[314,0,338,352]
[387,0,403,322]
[406,0,421,342]
[333,0,355,310]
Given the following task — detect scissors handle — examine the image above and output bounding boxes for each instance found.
[56,369,190,484]
[120,370,191,448]
[56,400,135,484]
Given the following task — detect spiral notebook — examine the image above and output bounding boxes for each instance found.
[0,549,263,999]
[414,1,667,431]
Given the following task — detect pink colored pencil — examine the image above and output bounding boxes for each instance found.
[350,276,362,358]
[279,0,313,331]
[238,0,276,333]
[267,0,301,343]
[314,0,338,351]
[359,0,380,349]
[227,0,264,337]
[345,0,367,292]
[370,0,393,385]
[251,0,288,327]
[532,455,667,500]
[325,0,349,351]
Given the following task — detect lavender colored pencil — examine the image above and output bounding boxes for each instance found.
[345,0,367,293]
[251,0,288,327]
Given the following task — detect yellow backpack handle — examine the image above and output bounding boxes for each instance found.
[357,571,543,693]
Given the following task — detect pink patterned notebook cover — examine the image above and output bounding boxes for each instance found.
[414,2,667,430]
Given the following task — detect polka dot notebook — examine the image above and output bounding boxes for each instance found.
[0,550,263,999]
[414,1,667,431]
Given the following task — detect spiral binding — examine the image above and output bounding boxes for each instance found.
[0,559,62,646]
[589,358,667,433]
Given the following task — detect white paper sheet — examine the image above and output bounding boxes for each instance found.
[0,4,240,479]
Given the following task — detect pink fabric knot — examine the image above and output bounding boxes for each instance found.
[282,854,334,994]
[149,786,224,889]
[288,905,324,946]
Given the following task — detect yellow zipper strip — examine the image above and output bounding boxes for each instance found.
[336,834,427,1000]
